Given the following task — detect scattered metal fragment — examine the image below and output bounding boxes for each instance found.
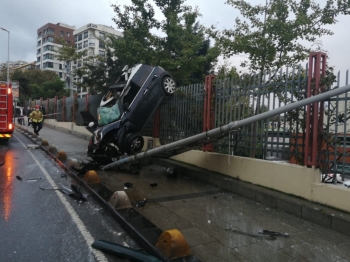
[71,184,88,201]
[226,227,276,240]
[39,184,88,201]
[150,183,158,187]
[258,230,290,237]
[26,177,42,181]
[124,182,133,188]
[136,199,147,208]
[27,144,40,150]
[16,176,22,181]
[91,239,162,262]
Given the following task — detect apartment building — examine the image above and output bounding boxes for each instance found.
[36,23,75,81]
[72,23,123,97]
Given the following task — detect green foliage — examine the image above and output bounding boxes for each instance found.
[109,0,219,87]
[216,0,350,73]
[11,69,67,104]
[75,43,125,94]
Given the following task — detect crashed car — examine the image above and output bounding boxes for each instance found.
[86,64,176,162]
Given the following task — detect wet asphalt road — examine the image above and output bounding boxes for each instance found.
[0,132,138,262]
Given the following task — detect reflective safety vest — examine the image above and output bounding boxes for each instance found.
[29,110,43,123]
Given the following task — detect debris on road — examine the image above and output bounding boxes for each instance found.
[26,177,43,182]
[136,199,148,208]
[226,227,276,240]
[27,144,40,150]
[16,175,22,181]
[124,182,133,188]
[39,184,88,201]
[258,229,290,237]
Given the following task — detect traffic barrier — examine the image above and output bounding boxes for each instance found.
[84,170,101,184]
[108,191,131,209]
[155,229,191,259]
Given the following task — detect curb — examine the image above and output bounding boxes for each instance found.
[14,126,169,262]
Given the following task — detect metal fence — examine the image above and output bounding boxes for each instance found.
[159,65,308,162]
[27,61,350,178]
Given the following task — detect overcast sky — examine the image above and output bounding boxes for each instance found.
[1,0,350,84]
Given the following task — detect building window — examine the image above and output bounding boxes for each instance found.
[43,53,54,60]
[99,42,105,48]
[67,32,70,37]
[78,34,82,41]
[37,57,40,62]
[37,32,42,38]
[83,40,88,48]
[44,36,54,43]
[99,50,105,56]
[59,72,63,78]
[47,28,55,35]
[59,64,62,70]
[43,62,54,68]
[99,32,105,40]
[78,43,82,50]
[37,48,41,55]
[60,31,64,37]
[43,45,55,52]
[84,31,88,39]
[37,40,41,47]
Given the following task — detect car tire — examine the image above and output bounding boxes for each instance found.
[125,133,144,155]
[162,76,176,96]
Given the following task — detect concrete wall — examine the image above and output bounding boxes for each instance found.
[43,119,350,212]
[171,150,350,213]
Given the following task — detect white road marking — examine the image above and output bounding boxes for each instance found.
[15,135,108,262]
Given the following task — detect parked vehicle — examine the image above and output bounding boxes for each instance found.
[0,82,14,142]
[85,64,176,162]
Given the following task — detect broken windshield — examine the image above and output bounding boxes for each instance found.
[97,100,122,126]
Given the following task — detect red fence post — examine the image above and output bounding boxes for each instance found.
[202,75,216,152]
[304,52,327,167]
[153,108,160,138]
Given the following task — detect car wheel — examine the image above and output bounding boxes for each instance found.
[125,133,144,155]
[162,76,176,96]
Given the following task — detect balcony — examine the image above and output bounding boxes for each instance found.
[89,43,95,48]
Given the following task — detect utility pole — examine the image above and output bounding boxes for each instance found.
[1,27,10,85]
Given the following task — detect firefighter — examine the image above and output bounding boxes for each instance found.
[29,105,44,135]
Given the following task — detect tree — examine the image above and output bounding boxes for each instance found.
[75,42,126,94]
[214,0,350,158]
[54,37,86,95]
[216,0,350,74]
[110,0,220,87]
[11,69,61,104]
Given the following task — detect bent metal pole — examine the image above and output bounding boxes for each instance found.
[102,85,350,170]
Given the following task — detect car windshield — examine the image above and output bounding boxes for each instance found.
[97,99,122,126]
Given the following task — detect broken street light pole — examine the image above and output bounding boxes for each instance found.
[102,85,350,170]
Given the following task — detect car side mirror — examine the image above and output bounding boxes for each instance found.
[88,122,95,128]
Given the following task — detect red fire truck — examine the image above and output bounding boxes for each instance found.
[0,81,14,140]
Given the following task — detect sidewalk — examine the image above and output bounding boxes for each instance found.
[15,121,350,262]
